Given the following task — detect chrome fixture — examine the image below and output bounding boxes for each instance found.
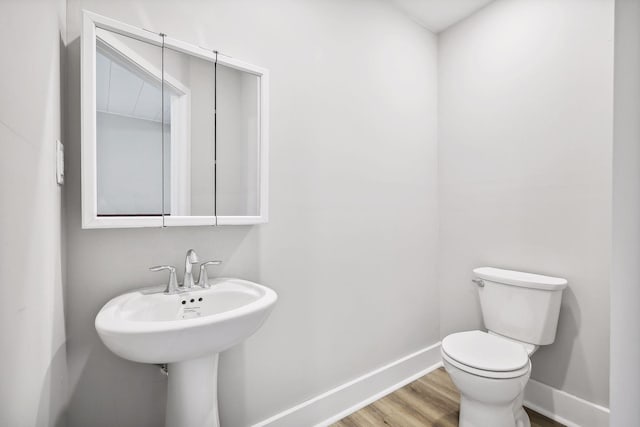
[198,261,222,288]
[183,249,200,289]
[472,278,485,287]
[149,265,179,294]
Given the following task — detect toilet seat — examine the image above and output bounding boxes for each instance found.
[442,330,530,379]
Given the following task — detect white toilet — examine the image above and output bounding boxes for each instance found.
[441,267,567,427]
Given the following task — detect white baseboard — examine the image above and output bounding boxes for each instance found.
[252,341,610,427]
[252,342,443,427]
[524,379,610,427]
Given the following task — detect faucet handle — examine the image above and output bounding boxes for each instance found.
[197,261,222,288]
[150,265,179,294]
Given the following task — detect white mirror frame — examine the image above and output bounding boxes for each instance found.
[81,10,269,228]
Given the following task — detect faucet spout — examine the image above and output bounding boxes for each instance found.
[183,249,200,288]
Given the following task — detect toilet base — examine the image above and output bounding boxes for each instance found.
[514,393,532,427]
[517,407,532,427]
[442,353,532,427]
[458,394,530,427]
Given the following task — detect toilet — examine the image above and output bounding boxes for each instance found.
[441,267,567,427]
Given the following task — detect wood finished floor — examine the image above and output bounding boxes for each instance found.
[332,368,564,427]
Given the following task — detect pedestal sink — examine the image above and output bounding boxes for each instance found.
[95,278,277,427]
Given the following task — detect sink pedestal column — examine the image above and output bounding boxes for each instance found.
[166,353,220,427]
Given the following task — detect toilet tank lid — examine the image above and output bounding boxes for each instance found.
[473,267,567,291]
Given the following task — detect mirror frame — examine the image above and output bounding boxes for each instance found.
[81,10,269,228]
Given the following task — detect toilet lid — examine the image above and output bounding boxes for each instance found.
[442,331,529,372]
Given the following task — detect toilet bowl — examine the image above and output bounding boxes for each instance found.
[442,330,534,427]
[442,267,567,427]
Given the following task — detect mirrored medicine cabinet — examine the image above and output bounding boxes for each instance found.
[81,11,268,228]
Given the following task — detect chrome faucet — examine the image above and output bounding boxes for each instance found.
[197,260,222,288]
[183,249,200,289]
[149,265,179,294]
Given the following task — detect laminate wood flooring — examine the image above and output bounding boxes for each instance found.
[332,368,564,427]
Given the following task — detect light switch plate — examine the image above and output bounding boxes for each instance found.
[56,140,64,185]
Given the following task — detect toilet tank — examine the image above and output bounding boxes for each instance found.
[474,267,568,345]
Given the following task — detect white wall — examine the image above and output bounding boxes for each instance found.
[611,0,640,424]
[438,0,613,406]
[0,0,68,425]
[64,1,439,426]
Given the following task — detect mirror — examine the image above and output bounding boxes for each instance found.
[216,63,261,218]
[95,27,166,218]
[162,46,216,223]
[82,11,268,228]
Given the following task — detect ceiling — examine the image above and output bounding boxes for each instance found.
[391,0,496,33]
[96,46,170,123]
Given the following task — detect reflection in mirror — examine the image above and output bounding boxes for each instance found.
[216,63,260,217]
[162,47,216,218]
[95,28,167,216]
[83,12,268,228]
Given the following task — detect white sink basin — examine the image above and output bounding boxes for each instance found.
[95,278,277,427]
[96,278,277,364]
